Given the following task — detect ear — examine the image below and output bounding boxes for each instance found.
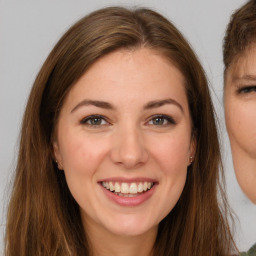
[188,134,197,166]
[53,141,64,170]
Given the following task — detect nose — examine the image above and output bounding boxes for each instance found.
[110,126,149,169]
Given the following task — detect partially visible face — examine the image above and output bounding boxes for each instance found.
[54,48,195,238]
[224,45,256,203]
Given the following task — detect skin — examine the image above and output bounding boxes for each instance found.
[54,48,196,256]
[224,45,256,204]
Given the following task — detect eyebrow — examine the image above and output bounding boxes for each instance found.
[71,98,183,113]
[71,100,114,113]
[232,74,256,83]
[143,98,184,113]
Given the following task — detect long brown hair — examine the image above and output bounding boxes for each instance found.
[5,6,236,256]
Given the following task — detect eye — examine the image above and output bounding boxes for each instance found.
[147,115,176,126]
[238,85,256,94]
[80,115,109,127]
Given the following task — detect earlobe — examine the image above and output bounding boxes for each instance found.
[53,141,63,170]
[188,135,197,166]
[188,156,193,165]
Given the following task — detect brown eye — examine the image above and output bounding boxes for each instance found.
[89,117,104,125]
[80,115,108,126]
[148,115,176,126]
[238,86,256,94]
[152,117,166,125]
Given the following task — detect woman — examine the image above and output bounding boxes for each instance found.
[5,6,236,256]
[223,0,256,255]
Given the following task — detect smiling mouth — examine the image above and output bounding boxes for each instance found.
[101,181,154,197]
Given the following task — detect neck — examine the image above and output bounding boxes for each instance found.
[83,218,157,256]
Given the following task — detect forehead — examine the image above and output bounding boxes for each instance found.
[227,44,256,81]
[68,48,186,97]
[59,47,190,116]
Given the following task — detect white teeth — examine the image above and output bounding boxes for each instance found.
[129,183,137,194]
[102,181,154,194]
[114,183,121,192]
[143,182,148,191]
[109,182,114,191]
[137,183,143,193]
[121,183,129,193]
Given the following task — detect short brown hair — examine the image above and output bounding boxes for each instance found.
[223,0,256,72]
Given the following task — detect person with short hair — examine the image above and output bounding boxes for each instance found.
[223,1,256,255]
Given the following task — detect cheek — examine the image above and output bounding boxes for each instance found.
[148,133,190,175]
[226,102,256,154]
[59,132,109,176]
[148,135,189,218]
[58,133,111,208]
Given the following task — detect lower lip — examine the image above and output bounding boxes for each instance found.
[100,184,156,207]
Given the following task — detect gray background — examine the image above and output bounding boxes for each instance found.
[1,0,256,253]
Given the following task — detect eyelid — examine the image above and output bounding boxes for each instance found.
[80,114,111,126]
[146,114,176,126]
[79,114,176,128]
[237,85,256,94]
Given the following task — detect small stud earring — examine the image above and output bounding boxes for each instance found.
[189,156,193,164]
[55,159,59,169]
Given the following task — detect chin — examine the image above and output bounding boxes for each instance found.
[239,183,256,205]
[103,215,157,237]
[248,194,256,205]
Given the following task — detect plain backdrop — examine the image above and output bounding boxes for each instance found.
[1,0,256,253]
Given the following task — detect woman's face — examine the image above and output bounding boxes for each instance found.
[54,48,195,238]
[224,46,256,203]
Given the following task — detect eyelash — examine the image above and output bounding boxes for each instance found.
[238,85,256,94]
[147,114,176,126]
[80,114,176,127]
[80,115,110,127]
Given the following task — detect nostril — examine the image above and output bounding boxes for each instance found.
[110,148,149,169]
